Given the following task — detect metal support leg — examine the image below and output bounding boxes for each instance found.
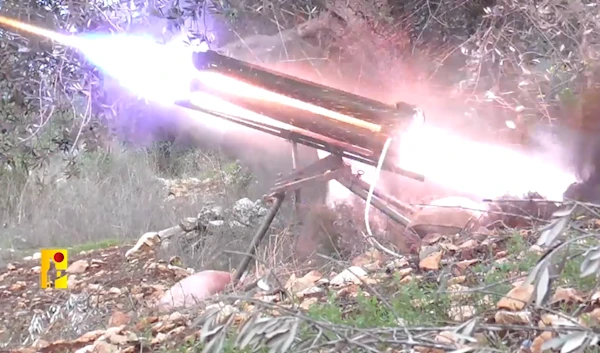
[232,154,417,285]
[340,173,414,215]
[234,193,285,285]
[337,175,411,226]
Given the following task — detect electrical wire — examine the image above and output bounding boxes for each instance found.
[364,137,394,238]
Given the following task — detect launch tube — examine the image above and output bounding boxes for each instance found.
[189,50,422,154]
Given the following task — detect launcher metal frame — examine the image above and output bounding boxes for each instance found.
[174,101,424,181]
[173,104,421,285]
[176,51,426,284]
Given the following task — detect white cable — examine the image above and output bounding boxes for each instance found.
[364,137,394,238]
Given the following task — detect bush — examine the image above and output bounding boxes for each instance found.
[0,147,205,250]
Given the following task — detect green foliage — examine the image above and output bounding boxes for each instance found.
[308,281,453,328]
[0,0,229,188]
[303,232,599,338]
[306,292,345,324]
[69,238,121,253]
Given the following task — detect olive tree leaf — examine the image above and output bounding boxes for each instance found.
[234,315,300,353]
[193,305,221,327]
[586,246,600,261]
[266,318,299,353]
[452,318,479,344]
[551,206,577,218]
[200,310,235,353]
[524,258,548,287]
[456,317,478,336]
[202,326,227,353]
[543,335,569,351]
[535,266,550,307]
[580,246,600,278]
[235,312,262,348]
[560,332,590,353]
[198,306,232,343]
[543,332,597,353]
[537,207,574,247]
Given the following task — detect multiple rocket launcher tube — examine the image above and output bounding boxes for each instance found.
[180,49,425,180]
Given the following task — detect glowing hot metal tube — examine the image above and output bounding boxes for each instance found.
[187,50,423,156]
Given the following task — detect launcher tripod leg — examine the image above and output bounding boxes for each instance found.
[234,193,285,285]
[233,154,415,286]
[335,172,413,226]
[233,155,344,285]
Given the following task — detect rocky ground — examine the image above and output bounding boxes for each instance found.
[1,195,599,353]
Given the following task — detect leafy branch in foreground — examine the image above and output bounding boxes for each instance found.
[522,202,600,353]
[189,291,600,353]
[194,304,299,353]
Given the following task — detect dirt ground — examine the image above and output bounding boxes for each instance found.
[0,245,187,350]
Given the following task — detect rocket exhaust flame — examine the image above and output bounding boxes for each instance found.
[0,15,577,200]
[0,15,79,46]
[0,15,425,180]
